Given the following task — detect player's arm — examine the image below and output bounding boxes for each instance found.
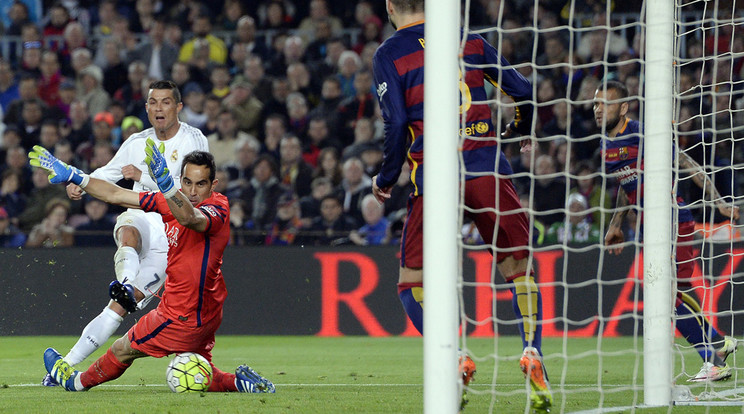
[28,145,140,209]
[679,151,740,220]
[605,186,629,255]
[144,138,209,232]
[372,47,410,193]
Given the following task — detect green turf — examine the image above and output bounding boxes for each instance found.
[0,336,741,413]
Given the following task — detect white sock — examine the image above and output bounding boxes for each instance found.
[114,246,140,283]
[64,307,123,366]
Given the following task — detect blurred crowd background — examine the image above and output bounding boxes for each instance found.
[0,0,739,249]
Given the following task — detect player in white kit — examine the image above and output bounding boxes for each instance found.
[43,80,209,385]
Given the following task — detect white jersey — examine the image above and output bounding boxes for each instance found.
[90,121,209,191]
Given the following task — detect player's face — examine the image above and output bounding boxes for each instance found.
[146,88,183,139]
[180,163,216,206]
[593,89,626,132]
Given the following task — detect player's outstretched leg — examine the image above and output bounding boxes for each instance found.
[458,353,476,410]
[43,348,86,392]
[717,336,738,363]
[235,365,276,393]
[520,347,553,412]
[675,294,732,382]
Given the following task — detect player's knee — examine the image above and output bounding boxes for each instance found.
[116,226,142,252]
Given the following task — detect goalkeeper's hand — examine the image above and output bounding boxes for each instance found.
[28,145,89,187]
[144,137,177,198]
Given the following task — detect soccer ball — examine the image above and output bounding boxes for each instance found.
[166,352,213,393]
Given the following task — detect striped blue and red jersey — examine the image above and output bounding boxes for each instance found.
[139,190,230,327]
[372,21,533,195]
[601,118,693,223]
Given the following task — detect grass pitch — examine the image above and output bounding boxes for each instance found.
[0,336,742,413]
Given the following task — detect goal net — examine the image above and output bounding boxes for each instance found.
[434,0,744,412]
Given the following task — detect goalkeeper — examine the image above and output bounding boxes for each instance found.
[32,143,274,393]
[595,80,740,382]
[42,80,208,387]
[371,0,552,411]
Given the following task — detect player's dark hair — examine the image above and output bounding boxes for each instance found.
[149,80,182,104]
[603,80,629,100]
[390,0,424,13]
[181,151,216,182]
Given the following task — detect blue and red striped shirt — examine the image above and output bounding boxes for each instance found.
[372,21,533,195]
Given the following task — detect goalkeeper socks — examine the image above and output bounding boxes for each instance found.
[398,282,424,335]
[675,301,723,365]
[65,307,124,366]
[209,365,238,392]
[80,348,131,389]
[510,275,543,353]
[114,246,140,284]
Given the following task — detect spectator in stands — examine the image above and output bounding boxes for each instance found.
[571,161,611,227]
[286,62,320,108]
[120,116,143,142]
[72,195,116,247]
[302,194,356,246]
[309,76,343,127]
[200,94,222,137]
[258,0,295,31]
[4,74,39,126]
[180,82,207,129]
[39,120,62,150]
[132,0,156,33]
[337,69,376,146]
[576,12,628,64]
[208,108,255,168]
[263,77,291,120]
[0,169,27,220]
[77,65,111,117]
[339,157,371,227]
[59,22,88,77]
[76,111,115,168]
[298,0,343,43]
[53,139,76,166]
[18,99,47,149]
[313,146,343,187]
[299,176,333,227]
[0,206,26,247]
[533,154,566,227]
[304,18,334,64]
[225,134,261,200]
[18,165,67,232]
[261,114,286,160]
[352,15,383,55]
[311,37,346,79]
[264,191,304,245]
[65,99,92,151]
[18,40,42,78]
[209,65,232,99]
[1,127,22,160]
[543,193,601,245]
[25,197,74,248]
[349,193,390,246]
[286,92,310,138]
[238,154,286,232]
[5,1,32,37]
[342,117,377,160]
[68,47,92,84]
[218,0,244,31]
[88,142,115,171]
[39,51,63,109]
[43,3,71,50]
[303,116,341,167]
[267,35,306,78]
[232,16,270,61]
[336,51,362,99]
[242,55,273,104]
[170,61,192,92]
[55,80,76,119]
[178,14,228,66]
[279,134,314,198]
[92,0,118,38]
[0,59,20,114]
[222,79,264,136]
[127,17,179,81]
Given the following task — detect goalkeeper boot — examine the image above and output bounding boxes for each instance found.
[458,354,476,410]
[520,347,553,413]
[235,365,276,393]
[109,280,138,313]
[43,348,87,391]
[41,373,59,387]
[716,336,738,363]
[689,362,732,382]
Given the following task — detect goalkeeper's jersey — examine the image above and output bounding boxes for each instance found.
[372,21,533,195]
[601,118,693,223]
[90,122,209,193]
[139,190,229,327]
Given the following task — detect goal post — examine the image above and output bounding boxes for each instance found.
[642,0,675,406]
[423,1,460,413]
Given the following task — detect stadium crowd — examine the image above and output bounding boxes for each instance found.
[0,0,739,248]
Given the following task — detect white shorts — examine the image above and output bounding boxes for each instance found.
[113,209,169,310]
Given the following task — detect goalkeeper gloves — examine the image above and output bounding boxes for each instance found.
[144,137,178,198]
[28,145,89,187]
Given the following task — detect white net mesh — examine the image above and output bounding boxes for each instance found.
[454,0,744,411]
